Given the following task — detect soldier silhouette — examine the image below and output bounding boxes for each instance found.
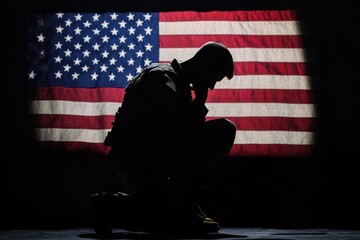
[92,41,236,234]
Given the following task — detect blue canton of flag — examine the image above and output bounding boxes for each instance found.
[26,12,159,88]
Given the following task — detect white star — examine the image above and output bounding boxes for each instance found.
[56,13,64,19]
[111,43,118,51]
[63,64,71,71]
[92,14,100,21]
[109,58,117,65]
[128,27,136,35]
[136,34,144,42]
[136,19,143,27]
[109,73,116,81]
[65,19,72,26]
[136,66,143,73]
[56,26,64,33]
[83,35,91,43]
[54,56,62,63]
[110,13,118,20]
[92,43,100,51]
[74,43,82,50]
[64,35,72,42]
[127,58,135,65]
[127,43,135,50]
[118,20,126,28]
[119,35,127,43]
[64,49,72,56]
[91,72,99,80]
[100,64,108,72]
[73,58,81,65]
[28,71,36,79]
[117,65,124,72]
[37,34,45,42]
[126,73,134,81]
[144,58,151,66]
[74,27,82,35]
[75,13,83,21]
[82,50,91,57]
[127,13,135,21]
[101,50,110,58]
[145,43,153,51]
[144,13,152,20]
[101,21,109,28]
[82,65,89,72]
[92,58,100,65]
[72,72,80,80]
[83,21,92,28]
[118,50,126,58]
[102,35,110,43]
[54,42,62,49]
[40,64,49,72]
[55,71,62,78]
[92,28,100,35]
[111,28,118,36]
[38,19,45,26]
[144,26,152,35]
[136,50,144,57]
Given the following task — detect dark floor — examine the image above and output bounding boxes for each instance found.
[1,228,359,240]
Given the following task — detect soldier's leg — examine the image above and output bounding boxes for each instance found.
[192,118,236,189]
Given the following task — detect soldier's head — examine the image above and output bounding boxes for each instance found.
[182,41,234,89]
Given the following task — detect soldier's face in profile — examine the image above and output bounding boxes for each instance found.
[206,72,224,90]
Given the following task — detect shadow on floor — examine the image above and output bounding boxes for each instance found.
[79,231,247,240]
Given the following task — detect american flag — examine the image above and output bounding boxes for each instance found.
[26,10,316,157]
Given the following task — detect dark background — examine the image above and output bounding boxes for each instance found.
[3,0,359,230]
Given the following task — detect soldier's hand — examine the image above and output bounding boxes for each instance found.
[192,81,208,105]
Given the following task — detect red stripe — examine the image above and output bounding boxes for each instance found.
[160,35,304,48]
[32,86,314,103]
[35,141,312,157]
[31,115,316,132]
[156,61,308,75]
[159,10,298,21]
[229,144,314,157]
[30,115,115,129]
[234,62,308,75]
[207,89,315,103]
[32,86,125,101]
[36,142,110,156]
[206,117,316,131]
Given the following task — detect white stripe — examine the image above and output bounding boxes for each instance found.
[160,48,307,62]
[215,75,314,90]
[29,101,316,118]
[29,100,119,116]
[234,130,314,145]
[33,128,313,145]
[34,128,107,143]
[206,103,317,118]
[159,21,303,35]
